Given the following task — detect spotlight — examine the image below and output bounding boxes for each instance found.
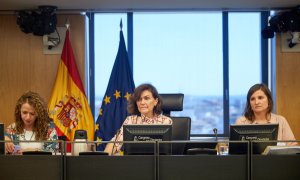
[16,5,57,36]
[17,11,35,34]
[32,6,57,36]
[261,5,300,42]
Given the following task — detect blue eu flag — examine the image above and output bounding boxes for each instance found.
[95,27,135,150]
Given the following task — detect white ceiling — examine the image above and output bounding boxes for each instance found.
[1,0,299,12]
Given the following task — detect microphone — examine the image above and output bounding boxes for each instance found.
[213,128,218,141]
[111,129,121,155]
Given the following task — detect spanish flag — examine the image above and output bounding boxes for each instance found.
[48,29,94,145]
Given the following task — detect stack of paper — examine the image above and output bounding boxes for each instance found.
[262,146,300,155]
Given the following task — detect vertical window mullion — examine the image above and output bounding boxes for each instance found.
[223,12,230,136]
[88,12,95,117]
[261,11,270,85]
[127,13,134,72]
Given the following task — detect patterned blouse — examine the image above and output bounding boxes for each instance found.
[4,121,58,152]
[111,114,172,153]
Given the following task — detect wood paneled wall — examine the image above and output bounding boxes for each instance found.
[276,36,300,140]
[0,14,85,127]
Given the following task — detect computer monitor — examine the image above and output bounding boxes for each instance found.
[123,124,172,155]
[0,123,4,155]
[229,124,279,154]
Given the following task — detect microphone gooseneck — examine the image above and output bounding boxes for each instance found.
[213,128,218,141]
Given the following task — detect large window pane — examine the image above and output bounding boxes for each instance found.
[228,12,261,125]
[133,12,224,135]
[94,13,127,118]
[93,12,264,136]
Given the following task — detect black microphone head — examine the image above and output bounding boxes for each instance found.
[213,128,218,141]
[213,128,217,134]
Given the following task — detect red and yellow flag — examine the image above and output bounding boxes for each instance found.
[48,29,94,143]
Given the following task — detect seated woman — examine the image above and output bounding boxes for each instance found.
[235,83,297,146]
[104,83,172,155]
[5,91,58,154]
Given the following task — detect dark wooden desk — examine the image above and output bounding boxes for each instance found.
[252,155,300,180]
[65,155,156,180]
[2,153,300,180]
[0,155,63,180]
[158,155,248,180]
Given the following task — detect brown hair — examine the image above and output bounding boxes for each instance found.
[127,83,162,116]
[243,83,273,122]
[15,91,50,140]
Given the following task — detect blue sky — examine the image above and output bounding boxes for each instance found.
[94,12,261,97]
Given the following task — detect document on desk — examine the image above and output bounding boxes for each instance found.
[262,146,300,155]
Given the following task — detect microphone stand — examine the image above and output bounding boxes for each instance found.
[213,128,218,141]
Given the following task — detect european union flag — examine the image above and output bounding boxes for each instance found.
[95,24,135,150]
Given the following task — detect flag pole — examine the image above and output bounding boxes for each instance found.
[120,19,123,30]
[65,18,70,30]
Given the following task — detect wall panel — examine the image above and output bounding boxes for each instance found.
[276,35,300,140]
[0,14,85,127]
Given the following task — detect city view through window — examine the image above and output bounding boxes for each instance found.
[94,12,261,136]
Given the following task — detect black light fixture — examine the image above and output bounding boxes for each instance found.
[16,5,57,36]
[262,5,300,48]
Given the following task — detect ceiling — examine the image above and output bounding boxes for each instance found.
[1,0,299,12]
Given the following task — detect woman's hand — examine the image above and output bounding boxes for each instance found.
[4,136,17,154]
[5,141,14,154]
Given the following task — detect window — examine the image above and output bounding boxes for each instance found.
[94,13,127,117]
[133,12,223,135]
[94,12,264,137]
[228,12,261,125]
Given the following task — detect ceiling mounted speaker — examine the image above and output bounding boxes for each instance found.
[16,5,57,36]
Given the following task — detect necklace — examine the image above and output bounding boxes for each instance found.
[22,130,35,141]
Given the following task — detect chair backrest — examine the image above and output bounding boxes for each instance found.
[160,94,191,154]
[171,116,191,155]
[160,94,184,116]
[171,117,191,141]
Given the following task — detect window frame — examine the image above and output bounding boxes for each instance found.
[88,11,269,137]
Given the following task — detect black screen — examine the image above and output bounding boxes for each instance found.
[229,124,279,154]
[123,124,172,155]
[0,123,4,155]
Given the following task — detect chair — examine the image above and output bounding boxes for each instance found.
[160,94,191,155]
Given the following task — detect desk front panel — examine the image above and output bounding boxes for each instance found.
[159,155,248,180]
[252,155,300,180]
[0,155,63,180]
[66,155,155,180]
